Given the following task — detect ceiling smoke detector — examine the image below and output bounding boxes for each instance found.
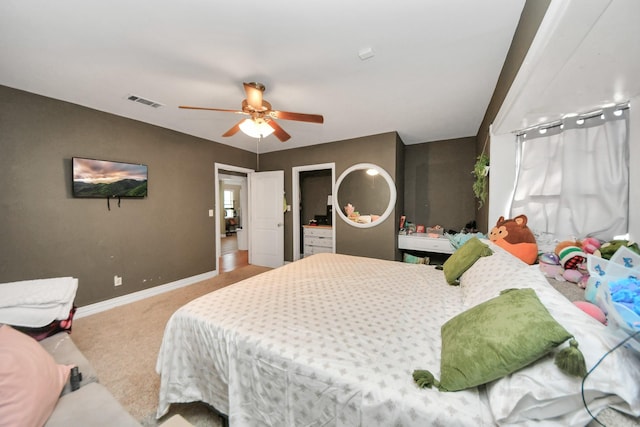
[358,47,375,60]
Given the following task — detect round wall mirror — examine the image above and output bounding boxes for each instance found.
[335,163,397,228]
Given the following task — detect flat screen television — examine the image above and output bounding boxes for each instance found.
[72,157,148,198]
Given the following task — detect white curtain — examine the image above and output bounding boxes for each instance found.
[510,106,629,241]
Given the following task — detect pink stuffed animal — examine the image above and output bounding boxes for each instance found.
[574,301,607,324]
[344,203,355,217]
[581,237,602,256]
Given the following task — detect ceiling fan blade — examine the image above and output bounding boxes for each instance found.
[267,119,291,142]
[179,105,247,115]
[222,120,245,137]
[243,82,265,110]
[270,110,324,124]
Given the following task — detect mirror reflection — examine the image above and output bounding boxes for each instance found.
[335,163,396,228]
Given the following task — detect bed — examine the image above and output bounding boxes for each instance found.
[156,242,640,426]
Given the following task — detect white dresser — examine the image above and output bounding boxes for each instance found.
[303,226,333,256]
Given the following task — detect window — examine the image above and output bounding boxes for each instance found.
[224,190,235,218]
[223,190,234,208]
[510,104,629,241]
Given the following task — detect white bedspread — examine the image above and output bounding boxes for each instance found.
[157,253,494,426]
[0,277,77,327]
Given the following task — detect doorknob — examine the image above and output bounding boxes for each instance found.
[277,223,284,227]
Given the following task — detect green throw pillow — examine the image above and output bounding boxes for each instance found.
[443,237,493,285]
[438,288,572,391]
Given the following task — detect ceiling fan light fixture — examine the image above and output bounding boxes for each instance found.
[239,118,275,139]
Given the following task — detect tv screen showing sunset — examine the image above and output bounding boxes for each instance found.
[72,157,147,198]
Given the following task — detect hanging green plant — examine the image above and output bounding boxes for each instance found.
[472,153,490,208]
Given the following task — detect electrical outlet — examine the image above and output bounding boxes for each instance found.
[114,275,123,287]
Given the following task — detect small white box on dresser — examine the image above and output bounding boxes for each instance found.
[303,225,333,256]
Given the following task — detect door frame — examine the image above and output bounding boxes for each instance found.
[215,163,255,273]
[292,162,336,261]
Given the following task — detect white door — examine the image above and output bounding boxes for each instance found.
[249,170,284,268]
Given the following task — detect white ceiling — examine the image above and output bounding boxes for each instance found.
[495,0,640,134]
[0,0,526,153]
[3,1,637,154]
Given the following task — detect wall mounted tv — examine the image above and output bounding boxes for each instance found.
[72,157,148,198]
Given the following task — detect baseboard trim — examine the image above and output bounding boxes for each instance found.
[76,270,218,319]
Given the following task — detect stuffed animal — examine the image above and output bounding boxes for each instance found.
[599,239,640,260]
[538,261,564,281]
[489,215,538,264]
[553,240,592,287]
[555,240,587,270]
[573,301,607,325]
[581,237,602,257]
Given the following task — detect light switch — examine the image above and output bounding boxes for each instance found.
[208,209,214,217]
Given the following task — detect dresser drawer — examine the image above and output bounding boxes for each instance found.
[304,245,333,255]
[303,227,332,238]
[305,236,332,248]
[303,226,333,256]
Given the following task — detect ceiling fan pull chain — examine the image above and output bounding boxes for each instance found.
[256,136,261,172]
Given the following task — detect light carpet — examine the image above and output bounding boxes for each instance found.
[71,265,271,426]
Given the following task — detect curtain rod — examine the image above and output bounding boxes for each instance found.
[514,102,630,137]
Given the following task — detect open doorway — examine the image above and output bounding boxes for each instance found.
[215,163,253,273]
[292,163,336,261]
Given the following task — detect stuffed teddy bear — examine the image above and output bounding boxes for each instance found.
[489,215,538,264]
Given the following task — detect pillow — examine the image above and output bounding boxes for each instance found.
[487,275,640,424]
[442,237,493,285]
[437,288,572,392]
[0,325,71,427]
[461,261,539,309]
[459,239,528,306]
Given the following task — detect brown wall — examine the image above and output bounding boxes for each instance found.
[474,0,551,231]
[260,132,403,262]
[0,85,255,306]
[1,85,477,305]
[403,137,476,232]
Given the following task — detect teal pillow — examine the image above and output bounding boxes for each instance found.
[442,237,493,285]
[438,288,572,391]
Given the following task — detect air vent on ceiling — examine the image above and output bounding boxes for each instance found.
[127,95,163,108]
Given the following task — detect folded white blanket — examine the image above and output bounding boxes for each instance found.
[0,277,78,327]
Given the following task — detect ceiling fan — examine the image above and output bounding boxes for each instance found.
[179,82,324,142]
